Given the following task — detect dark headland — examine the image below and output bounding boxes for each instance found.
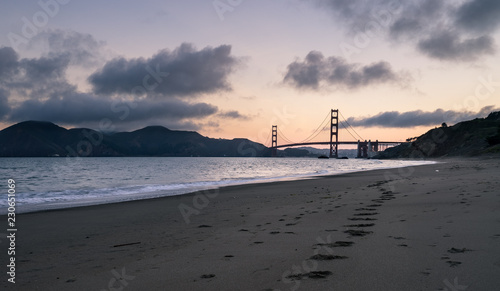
[376,111,500,158]
[0,121,269,157]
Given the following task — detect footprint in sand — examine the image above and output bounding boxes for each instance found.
[447,247,472,253]
[348,217,377,221]
[353,212,378,216]
[379,196,395,201]
[392,236,406,240]
[446,261,462,267]
[316,241,354,247]
[344,230,373,237]
[343,223,375,228]
[309,254,348,260]
[200,274,216,279]
[286,271,332,280]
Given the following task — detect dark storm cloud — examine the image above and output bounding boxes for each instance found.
[0,30,104,98]
[218,110,249,120]
[0,31,242,129]
[388,0,446,40]
[311,0,499,61]
[346,106,496,128]
[3,54,74,100]
[31,29,106,66]
[0,47,19,78]
[0,89,10,118]
[7,93,218,124]
[417,31,495,61]
[389,18,421,40]
[0,45,74,101]
[315,0,380,28]
[455,0,500,33]
[89,43,239,97]
[284,51,403,90]
[20,55,70,82]
[0,37,236,128]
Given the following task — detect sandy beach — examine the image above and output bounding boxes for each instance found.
[1,157,500,290]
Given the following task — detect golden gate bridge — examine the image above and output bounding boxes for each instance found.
[266,109,401,158]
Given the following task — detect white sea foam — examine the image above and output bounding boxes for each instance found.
[0,157,436,214]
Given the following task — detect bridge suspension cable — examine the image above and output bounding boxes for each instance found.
[339,120,359,141]
[339,111,363,141]
[299,111,331,143]
[277,127,295,144]
[271,109,368,147]
[304,120,330,143]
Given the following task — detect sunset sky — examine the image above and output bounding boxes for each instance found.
[1,0,499,146]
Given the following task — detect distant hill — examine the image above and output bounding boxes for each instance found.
[376,111,500,159]
[0,121,271,157]
[296,147,358,158]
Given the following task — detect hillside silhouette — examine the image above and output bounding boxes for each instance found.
[0,121,269,157]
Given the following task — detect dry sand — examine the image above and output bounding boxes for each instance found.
[1,157,499,290]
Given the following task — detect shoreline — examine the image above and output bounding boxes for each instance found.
[4,158,436,215]
[1,157,499,290]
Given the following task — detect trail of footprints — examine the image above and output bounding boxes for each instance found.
[282,181,393,282]
[201,180,479,285]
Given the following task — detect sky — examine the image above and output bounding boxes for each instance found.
[0,0,499,146]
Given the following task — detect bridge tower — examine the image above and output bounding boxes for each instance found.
[271,125,277,157]
[330,109,339,158]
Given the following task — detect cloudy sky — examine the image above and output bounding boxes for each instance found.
[1,0,499,145]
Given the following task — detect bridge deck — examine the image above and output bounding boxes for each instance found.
[272,141,401,149]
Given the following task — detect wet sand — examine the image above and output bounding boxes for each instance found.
[1,157,499,290]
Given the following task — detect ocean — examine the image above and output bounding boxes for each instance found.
[0,157,434,214]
